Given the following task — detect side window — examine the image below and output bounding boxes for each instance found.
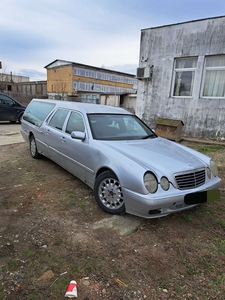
[23,101,55,127]
[66,112,85,134]
[0,95,13,106]
[202,55,225,98]
[49,109,69,130]
[172,57,197,97]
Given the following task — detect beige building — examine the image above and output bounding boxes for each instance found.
[45,59,137,107]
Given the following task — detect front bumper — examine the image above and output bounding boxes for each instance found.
[123,177,222,219]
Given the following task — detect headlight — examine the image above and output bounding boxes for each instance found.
[210,160,218,177]
[160,176,170,191]
[206,167,211,179]
[144,172,158,193]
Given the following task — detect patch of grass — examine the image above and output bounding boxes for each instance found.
[72,265,82,275]
[213,238,225,255]
[214,219,225,228]
[78,201,85,209]
[198,206,212,214]
[84,264,93,274]
[2,198,18,209]
[199,256,217,273]
[67,191,76,198]
[51,277,69,294]
[8,259,16,269]
[191,145,225,154]
[28,294,38,300]
[5,258,24,272]
[173,284,183,293]
[66,264,93,278]
[23,249,32,258]
[33,171,47,182]
[183,213,193,222]
[0,286,4,294]
[186,267,198,276]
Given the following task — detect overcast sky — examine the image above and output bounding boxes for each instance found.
[0,0,224,81]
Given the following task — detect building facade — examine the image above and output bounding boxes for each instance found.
[136,16,225,139]
[0,72,47,106]
[45,60,137,106]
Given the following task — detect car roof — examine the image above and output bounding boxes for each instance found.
[30,99,132,115]
[0,92,14,98]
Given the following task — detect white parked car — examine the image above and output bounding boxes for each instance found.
[20,99,221,218]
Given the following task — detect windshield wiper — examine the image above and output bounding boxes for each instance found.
[142,134,155,139]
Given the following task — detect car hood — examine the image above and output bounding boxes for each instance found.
[103,137,208,175]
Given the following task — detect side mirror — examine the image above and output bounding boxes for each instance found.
[71,131,86,141]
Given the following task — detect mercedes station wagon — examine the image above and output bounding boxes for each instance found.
[20,99,221,219]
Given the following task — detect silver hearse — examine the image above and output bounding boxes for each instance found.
[20,99,221,219]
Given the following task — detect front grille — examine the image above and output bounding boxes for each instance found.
[175,169,206,190]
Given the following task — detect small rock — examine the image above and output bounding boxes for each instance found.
[38,270,55,281]
[82,280,90,286]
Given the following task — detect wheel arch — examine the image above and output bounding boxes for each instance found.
[95,167,118,181]
[18,112,24,123]
[29,131,34,140]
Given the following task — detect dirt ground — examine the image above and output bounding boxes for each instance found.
[0,141,225,300]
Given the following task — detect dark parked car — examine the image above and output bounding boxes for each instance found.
[0,93,26,123]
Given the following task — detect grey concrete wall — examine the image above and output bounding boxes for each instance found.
[121,94,136,113]
[136,16,225,139]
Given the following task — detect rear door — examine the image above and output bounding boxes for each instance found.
[44,108,70,164]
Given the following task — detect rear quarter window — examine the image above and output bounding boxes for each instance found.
[23,101,55,126]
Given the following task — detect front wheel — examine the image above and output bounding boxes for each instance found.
[30,135,41,159]
[94,171,125,215]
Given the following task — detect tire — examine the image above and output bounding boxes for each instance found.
[94,171,125,215]
[30,135,41,159]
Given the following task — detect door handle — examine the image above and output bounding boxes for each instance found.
[60,136,66,142]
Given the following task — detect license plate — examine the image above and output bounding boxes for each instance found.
[184,189,220,205]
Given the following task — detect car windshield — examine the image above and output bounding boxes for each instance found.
[88,114,156,140]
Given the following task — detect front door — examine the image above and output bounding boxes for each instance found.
[59,111,91,181]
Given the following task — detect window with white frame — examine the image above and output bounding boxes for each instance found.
[202,55,225,98]
[172,57,197,97]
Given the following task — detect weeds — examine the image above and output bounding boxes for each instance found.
[191,145,225,154]
[214,219,225,228]
[28,295,38,300]
[23,249,32,258]
[214,238,225,254]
